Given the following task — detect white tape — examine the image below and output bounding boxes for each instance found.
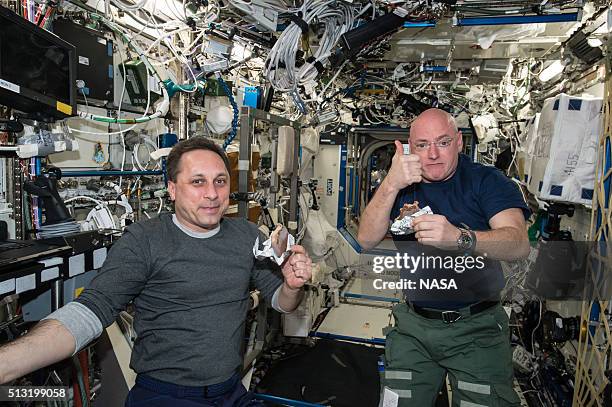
[238,160,250,170]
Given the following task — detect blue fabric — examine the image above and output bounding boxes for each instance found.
[125,372,263,407]
[390,154,530,309]
[391,154,530,228]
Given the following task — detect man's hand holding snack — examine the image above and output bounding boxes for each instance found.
[412,214,461,250]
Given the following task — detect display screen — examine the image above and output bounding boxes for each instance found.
[0,13,71,104]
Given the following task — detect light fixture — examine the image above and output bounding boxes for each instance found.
[403,21,436,28]
[538,59,568,82]
[396,39,451,46]
[456,12,580,26]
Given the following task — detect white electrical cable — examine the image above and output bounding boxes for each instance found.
[145,26,192,54]
[395,75,433,95]
[163,41,200,93]
[355,2,372,18]
[319,60,348,99]
[296,188,310,242]
[181,32,206,57]
[111,0,179,29]
[393,63,433,95]
[165,0,186,21]
[264,0,354,92]
[65,196,117,230]
[65,123,139,136]
[531,300,542,358]
[112,0,148,11]
[117,43,128,187]
[64,195,104,206]
[133,137,160,170]
[133,0,157,38]
[157,196,164,214]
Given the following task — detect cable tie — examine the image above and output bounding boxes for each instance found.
[287,13,309,34]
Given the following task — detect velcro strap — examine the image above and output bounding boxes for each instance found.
[287,13,309,33]
[306,56,325,73]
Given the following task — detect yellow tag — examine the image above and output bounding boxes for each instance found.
[74,287,84,298]
[56,101,73,115]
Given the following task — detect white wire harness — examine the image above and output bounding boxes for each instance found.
[264,0,356,92]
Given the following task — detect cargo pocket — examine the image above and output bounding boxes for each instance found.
[461,314,514,385]
[492,306,510,333]
[472,310,508,348]
[384,327,399,367]
[472,326,505,348]
[491,383,521,407]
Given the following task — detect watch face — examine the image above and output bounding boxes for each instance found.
[458,231,472,250]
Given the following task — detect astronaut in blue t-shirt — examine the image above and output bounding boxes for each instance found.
[358,108,530,406]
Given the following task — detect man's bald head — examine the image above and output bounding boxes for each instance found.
[409,108,458,140]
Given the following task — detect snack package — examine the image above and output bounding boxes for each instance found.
[390,201,434,235]
[253,224,295,265]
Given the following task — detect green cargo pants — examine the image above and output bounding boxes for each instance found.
[382,302,521,407]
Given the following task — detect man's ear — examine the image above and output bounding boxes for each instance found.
[168,181,176,201]
[457,130,463,150]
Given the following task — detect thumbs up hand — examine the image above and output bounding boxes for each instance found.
[385,140,422,191]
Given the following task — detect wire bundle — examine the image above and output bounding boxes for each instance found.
[393,63,432,95]
[264,0,355,92]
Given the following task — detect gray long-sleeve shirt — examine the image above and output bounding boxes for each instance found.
[68,213,283,386]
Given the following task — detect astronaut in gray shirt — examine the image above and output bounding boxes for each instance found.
[0,137,312,407]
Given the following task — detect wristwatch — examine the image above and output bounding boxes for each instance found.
[457,227,477,254]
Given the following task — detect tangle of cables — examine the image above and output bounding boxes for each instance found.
[393,63,433,95]
[264,0,356,92]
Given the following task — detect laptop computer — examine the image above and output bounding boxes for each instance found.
[0,222,72,272]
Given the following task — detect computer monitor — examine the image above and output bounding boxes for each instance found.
[0,5,77,120]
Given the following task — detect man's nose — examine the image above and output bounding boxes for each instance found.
[427,143,439,159]
[202,183,218,200]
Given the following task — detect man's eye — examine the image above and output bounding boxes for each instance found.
[415,143,428,149]
[216,179,226,185]
[439,140,452,147]
[192,179,203,185]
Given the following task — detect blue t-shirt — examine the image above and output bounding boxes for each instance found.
[390,154,530,309]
